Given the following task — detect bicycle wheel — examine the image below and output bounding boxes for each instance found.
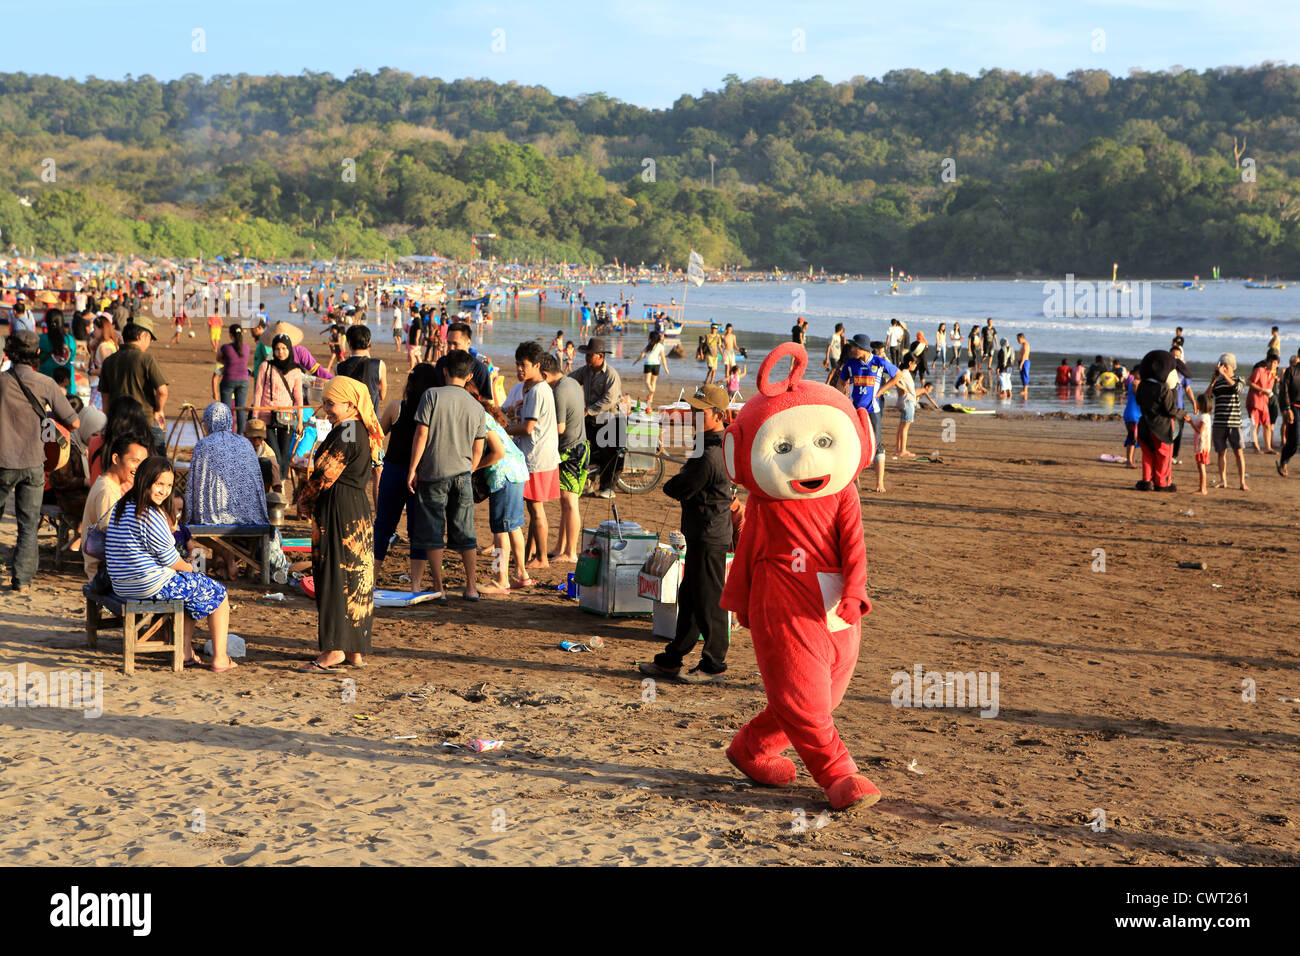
[617,454,665,494]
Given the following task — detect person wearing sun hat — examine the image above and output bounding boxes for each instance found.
[639,382,733,682]
[270,319,333,380]
[571,336,623,497]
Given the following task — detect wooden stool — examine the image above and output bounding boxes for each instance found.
[39,505,77,570]
[84,585,186,675]
[187,525,274,585]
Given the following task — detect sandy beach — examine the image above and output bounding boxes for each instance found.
[2,330,1298,866]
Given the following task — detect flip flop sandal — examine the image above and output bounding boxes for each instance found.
[300,660,345,673]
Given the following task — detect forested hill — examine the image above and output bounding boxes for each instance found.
[2,67,1299,273]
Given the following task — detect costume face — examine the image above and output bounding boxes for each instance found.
[747,404,862,500]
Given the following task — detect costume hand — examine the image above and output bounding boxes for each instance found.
[834,597,866,626]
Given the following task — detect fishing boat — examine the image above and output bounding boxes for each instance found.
[1243,281,1286,290]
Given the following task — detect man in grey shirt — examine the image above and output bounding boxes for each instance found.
[406,351,486,601]
[1,332,79,591]
[544,353,588,560]
[569,337,623,497]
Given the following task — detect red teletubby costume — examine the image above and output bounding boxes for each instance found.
[720,342,881,811]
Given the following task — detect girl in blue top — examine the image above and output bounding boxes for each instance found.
[467,384,530,593]
[105,456,237,672]
[1122,370,1142,468]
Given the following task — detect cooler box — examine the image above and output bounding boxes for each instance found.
[625,411,661,470]
[640,546,734,640]
[578,521,658,617]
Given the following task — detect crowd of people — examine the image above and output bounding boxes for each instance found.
[3,279,1298,685]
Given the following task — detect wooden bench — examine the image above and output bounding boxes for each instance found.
[84,584,186,675]
[39,504,77,571]
[186,524,274,585]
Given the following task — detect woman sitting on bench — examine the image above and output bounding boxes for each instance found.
[185,401,289,580]
[105,456,237,673]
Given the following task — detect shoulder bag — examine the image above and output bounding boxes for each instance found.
[6,367,70,472]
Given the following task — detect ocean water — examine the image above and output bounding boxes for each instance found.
[257,278,1296,416]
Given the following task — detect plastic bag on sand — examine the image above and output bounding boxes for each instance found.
[204,633,246,658]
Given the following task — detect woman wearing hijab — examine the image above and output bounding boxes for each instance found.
[297,377,381,672]
[185,401,289,579]
[252,333,305,481]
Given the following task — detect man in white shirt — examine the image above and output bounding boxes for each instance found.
[507,342,560,568]
[885,319,905,367]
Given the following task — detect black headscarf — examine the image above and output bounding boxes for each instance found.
[269,334,297,375]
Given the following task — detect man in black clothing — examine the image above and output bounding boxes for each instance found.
[1085,354,1106,387]
[432,322,492,398]
[1278,348,1300,476]
[639,384,733,682]
[337,324,386,413]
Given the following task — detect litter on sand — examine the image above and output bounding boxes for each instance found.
[390,734,418,740]
[441,739,505,752]
[261,592,286,601]
[1278,697,1298,704]
[906,758,925,775]
[204,634,246,658]
[559,637,605,652]
[353,714,375,722]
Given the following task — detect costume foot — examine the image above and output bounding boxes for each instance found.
[827,774,882,811]
[725,741,797,787]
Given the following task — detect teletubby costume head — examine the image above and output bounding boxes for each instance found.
[719,342,882,812]
[723,343,874,500]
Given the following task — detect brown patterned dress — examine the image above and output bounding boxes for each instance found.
[298,424,374,654]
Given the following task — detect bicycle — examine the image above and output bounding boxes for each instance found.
[613,444,692,495]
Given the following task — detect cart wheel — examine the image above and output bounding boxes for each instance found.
[617,455,665,494]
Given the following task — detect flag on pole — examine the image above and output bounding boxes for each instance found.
[688,249,705,287]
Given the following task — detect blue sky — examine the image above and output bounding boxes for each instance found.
[7,0,1300,108]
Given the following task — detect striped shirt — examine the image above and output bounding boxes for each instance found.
[105,501,180,599]
[1211,376,1244,429]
